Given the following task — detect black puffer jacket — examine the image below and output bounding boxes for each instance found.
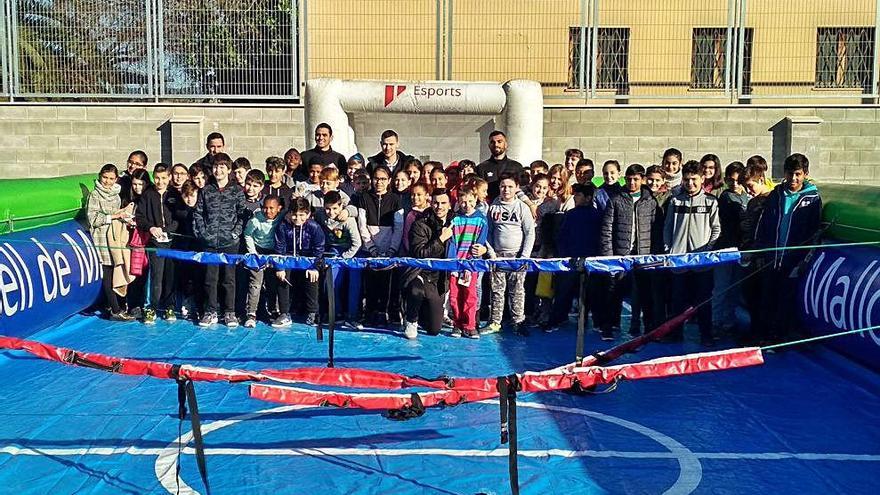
[599,186,661,256]
[403,209,450,294]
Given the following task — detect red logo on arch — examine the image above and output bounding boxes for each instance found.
[384,85,406,107]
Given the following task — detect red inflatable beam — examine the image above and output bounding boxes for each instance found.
[261,367,456,390]
[249,347,764,410]
[0,336,263,383]
[250,384,500,410]
[580,306,697,367]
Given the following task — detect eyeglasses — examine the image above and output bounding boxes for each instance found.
[374,177,390,182]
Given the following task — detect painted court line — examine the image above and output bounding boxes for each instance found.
[2,446,879,462]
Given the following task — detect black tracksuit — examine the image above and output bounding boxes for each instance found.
[136,187,181,312]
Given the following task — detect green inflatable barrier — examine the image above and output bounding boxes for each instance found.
[818,182,880,243]
[0,174,94,235]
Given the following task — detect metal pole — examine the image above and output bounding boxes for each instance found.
[0,0,9,98]
[9,0,21,97]
[291,0,299,98]
[873,0,880,101]
[590,0,599,98]
[579,0,587,100]
[736,0,747,101]
[145,0,156,101]
[725,0,734,100]
[1,0,7,98]
[447,0,454,80]
[157,0,167,98]
[435,0,442,79]
[302,0,310,84]
[326,267,336,368]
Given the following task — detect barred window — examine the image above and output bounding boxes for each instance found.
[569,27,630,94]
[691,27,753,94]
[816,27,875,92]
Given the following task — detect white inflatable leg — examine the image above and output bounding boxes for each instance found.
[501,80,544,166]
[304,78,357,158]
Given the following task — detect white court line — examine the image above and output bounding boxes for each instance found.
[3,446,879,462]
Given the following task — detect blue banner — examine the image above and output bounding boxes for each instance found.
[798,244,880,371]
[157,248,741,274]
[0,221,102,338]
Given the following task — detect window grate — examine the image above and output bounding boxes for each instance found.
[569,26,629,94]
[815,27,875,92]
[690,27,753,94]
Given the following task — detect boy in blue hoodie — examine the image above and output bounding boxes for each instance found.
[241,194,282,328]
[753,153,821,344]
[272,197,326,328]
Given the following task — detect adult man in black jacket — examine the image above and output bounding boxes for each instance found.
[402,188,453,339]
[598,164,662,337]
[478,130,523,200]
[194,132,225,182]
[368,129,413,173]
[300,123,347,170]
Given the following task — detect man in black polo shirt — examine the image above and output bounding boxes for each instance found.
[300,123,347,171]
[368,129,413,173]
[477,130,523,200]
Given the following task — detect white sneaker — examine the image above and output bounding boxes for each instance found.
[403,321,419,339]
[343,320,364,331]
[244,315,257,328]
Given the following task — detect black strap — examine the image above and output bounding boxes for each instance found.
[325,266,336,368]
[312,258,325,343]
[496,375,521,495]
[496,376,509,444]
[385,393,427,421]
[175,379,210,495]
[63,351,122,373]
[409,374,455,388]
[506,374,520,495]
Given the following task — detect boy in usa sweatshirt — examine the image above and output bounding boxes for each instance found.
[485,176,535,334]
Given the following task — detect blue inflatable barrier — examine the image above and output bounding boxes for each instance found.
[0,221,102,338]
[798,244,880,371]
[156,248,741,274]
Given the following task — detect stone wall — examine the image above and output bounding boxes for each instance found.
[0,105,306,178]
[1,103,878,184]
[542,107,880,184]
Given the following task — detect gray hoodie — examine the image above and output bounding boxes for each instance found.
[487,197,536,257]
[663,189,721,254]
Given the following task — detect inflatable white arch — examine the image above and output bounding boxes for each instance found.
[304,78,543,165]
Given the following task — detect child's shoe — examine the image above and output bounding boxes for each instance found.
[271,314,292,328]
[199,312,218,327]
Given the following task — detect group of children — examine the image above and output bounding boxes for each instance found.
[85,125,821,346]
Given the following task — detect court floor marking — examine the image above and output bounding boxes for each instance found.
[3,446,879,462]
[0,401,876,495]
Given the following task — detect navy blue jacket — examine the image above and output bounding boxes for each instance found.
[754,183,822,273]
[557,204,603,257]
[275,217,326,258]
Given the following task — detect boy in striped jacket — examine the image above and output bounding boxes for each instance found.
[447,187,489,338]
